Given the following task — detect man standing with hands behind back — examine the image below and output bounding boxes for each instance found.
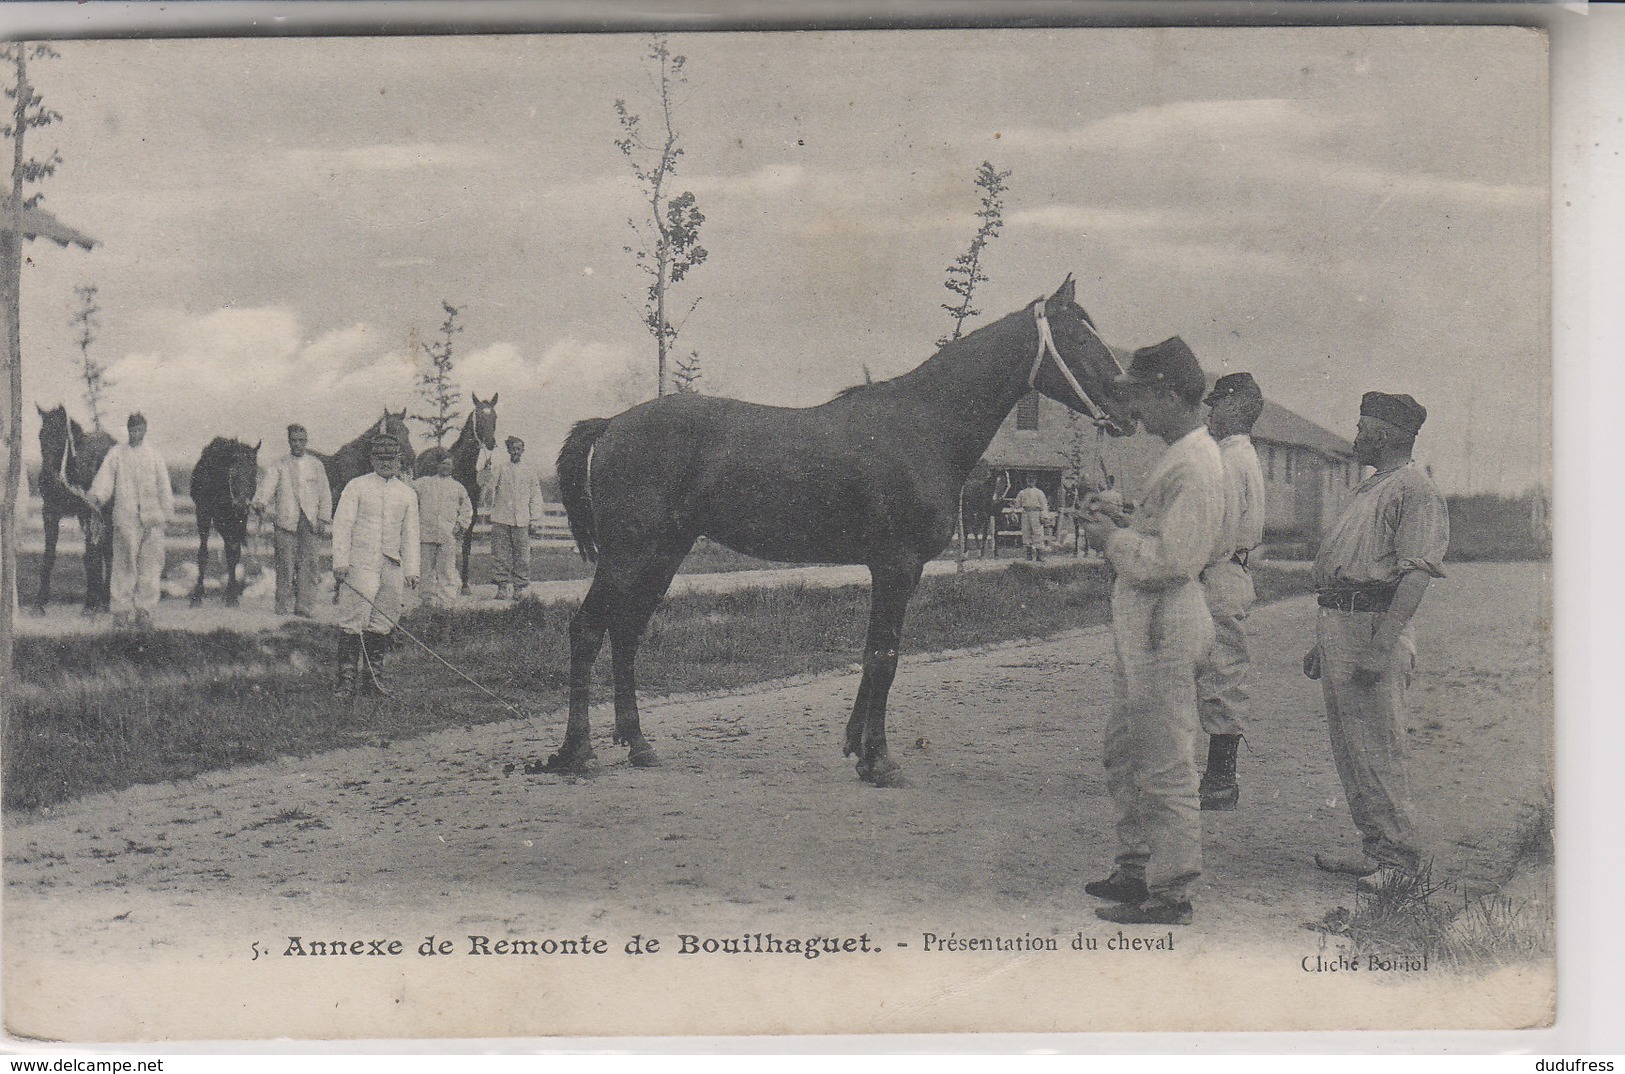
[1308,392,1448,894]
[1080,337,1224,926]
[254,422,332,618]
[482,434,545,601]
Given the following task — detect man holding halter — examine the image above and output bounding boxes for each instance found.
[89,412,174,630]
[331,433,420,696]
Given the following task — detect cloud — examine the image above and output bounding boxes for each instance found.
[283,142,499,176]
[1002,99,1330,156]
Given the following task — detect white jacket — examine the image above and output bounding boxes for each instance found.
[255,452,332,532]
[90,442,174,532]
[332,472,421,577]
[481,457,545,528]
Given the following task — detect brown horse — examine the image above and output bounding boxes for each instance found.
[188,437,261,606]
[448,393,499,593]
[315,409,415,505]
[545,277,1133,786]
[959,462,1000,558]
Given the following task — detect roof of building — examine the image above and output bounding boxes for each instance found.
[0,204,97,249]
[1253,399,1353,459]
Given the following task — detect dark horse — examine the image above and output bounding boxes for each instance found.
[447,393,499,593]
[188,437,261,606]
[31,404,114,614]
[315,409,415,504]
[546,277,1134,786]
[958,462,1000,558]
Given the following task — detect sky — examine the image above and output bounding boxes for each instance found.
[13,25,1550,494]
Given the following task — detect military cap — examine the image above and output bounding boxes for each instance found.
[126,412,147,428]
[1116,337,1206,399]
[1360,391,1427,436]
[369,433,402,456]
[1204,371,1262,406]
[418,445,450,469]
[504,435,525,449]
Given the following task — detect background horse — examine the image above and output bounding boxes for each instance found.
[958,463,999,558]
[447,393,498,593]
[316,409,415,504]
[188,437,261,606]
[31,404,114,614]
[547,276,1134,786]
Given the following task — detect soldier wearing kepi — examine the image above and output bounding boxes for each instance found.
[1080,337,1225,926]
[331,434,420,696]
[1195,372,1267,810]
[1307,392,1449,893]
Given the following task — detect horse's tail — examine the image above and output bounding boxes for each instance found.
[558,417,611,562]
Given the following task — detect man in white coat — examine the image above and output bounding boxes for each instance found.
[331,434,420,696]
[89,413,174,628]
[482,435,545,600]
[413,448,473,609]
[253,422,332,617]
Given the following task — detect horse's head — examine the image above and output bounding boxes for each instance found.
[36,403,69,455]
[1031,277,1135,437]
[221,439,261,512]
[470,392,499,451]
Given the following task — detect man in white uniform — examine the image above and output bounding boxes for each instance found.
[1195,372,1268,810]
[89,413,174,629]
[413,448,472,609]
[253,422,332,617]
[1080,338,1225,926]
[1014,475,1050,561]
[482,435,545,600]
[331,434,420,696]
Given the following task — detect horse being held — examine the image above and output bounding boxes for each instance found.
[32,404,115,615]
[189,436,261,606]
[317,409,415,504]
[446,392,499,593]
[959,462,1001,558]
[547,276,1134,786]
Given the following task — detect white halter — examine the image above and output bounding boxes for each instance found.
[1026,300,1120,428]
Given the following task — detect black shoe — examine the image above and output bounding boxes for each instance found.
[1094,898,1193,926]
[1084,873,1149,904]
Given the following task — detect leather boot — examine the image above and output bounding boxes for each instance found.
[1200,733,1241,811]
[359,631,389,696]
[334,634,360,697]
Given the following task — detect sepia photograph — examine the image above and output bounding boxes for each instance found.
[0,8,1567,1046]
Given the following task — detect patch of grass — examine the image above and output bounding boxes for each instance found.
[5,563,1313,811]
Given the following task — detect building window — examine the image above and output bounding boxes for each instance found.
[1284,450,1294,485]
[1266,445,1275,481]
[1015,392,1040,431]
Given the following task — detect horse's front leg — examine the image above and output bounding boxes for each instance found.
[32,511,60,614]
[851,562,924,788]
[458,526,474,595]
[223,531,244,607]
[190,524,209,606]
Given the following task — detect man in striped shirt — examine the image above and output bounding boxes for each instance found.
[1196,373,1267,810]
[1080,337,1225,926]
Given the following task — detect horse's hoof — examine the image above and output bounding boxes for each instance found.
[628,744,661,768]
[189,594,203,608]
[529,749,599,776]
[25,606,46,618]
[855,758,906,788]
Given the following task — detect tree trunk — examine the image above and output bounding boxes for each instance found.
[1,51,28,703]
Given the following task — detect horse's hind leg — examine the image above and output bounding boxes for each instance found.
[459,527,474,595]
[607,539,694,767]
[536,578,613,774]
[223,530,244,607]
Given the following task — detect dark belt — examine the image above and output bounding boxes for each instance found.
[1317,586,1395,613]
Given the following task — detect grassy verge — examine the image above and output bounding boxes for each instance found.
[6,561,1313,812]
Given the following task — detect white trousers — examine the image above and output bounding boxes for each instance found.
[337,560,404,635]
[1196,559,1255,737]
[111,522,166,615]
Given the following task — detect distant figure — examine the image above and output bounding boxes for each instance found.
[254,422,332,617]
[481,435,545,601]
[332,434,420,697]
[1307,392,1449,894]
[89,413,174,630]
[1195,372,1267,811]
[1014,475,1050,562]
[414,448,473,609]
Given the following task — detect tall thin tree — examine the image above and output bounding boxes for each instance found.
[1,43,64,684]
[615,34,708,397]
[939,160,1012,347]
[70,283,111,432]
[410,300,464,449]
[672,349,703,395]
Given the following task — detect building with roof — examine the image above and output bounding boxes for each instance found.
[978,388,1358,548]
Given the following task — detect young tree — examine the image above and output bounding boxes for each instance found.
[939,160,1012,347]
[410,300,464,449]
[615,34,708,397]
[2,43,65,682]
[672,349,703,394]
[70,283,111,432]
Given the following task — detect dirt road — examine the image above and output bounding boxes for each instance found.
[3,562,1553,1040]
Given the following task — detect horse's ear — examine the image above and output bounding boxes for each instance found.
[254,440,262,453]
[1053,274,1076,307]
[472,393,484,407]
[489,392,498,406]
